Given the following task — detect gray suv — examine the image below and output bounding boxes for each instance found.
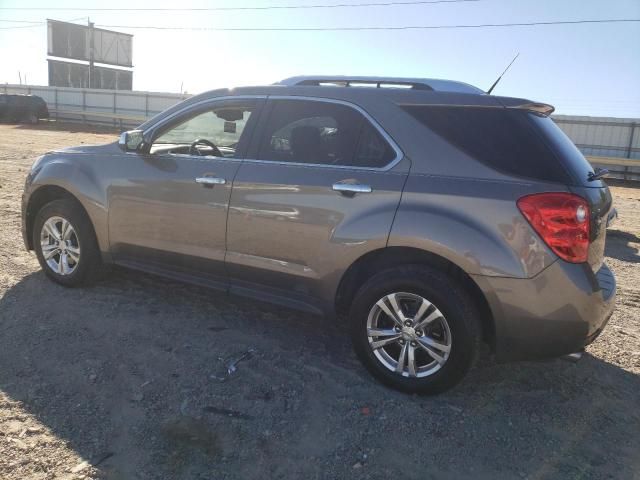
[21,76,616,394]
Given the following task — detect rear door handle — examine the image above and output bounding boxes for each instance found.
[195,176,226,186]
[332,182,372,195]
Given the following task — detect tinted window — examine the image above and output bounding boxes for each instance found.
[258,100,395,168]
[354,122,397,168]
[529,114,597,186]
[403,106,571,183]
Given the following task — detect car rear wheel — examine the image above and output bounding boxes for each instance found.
[349,265,481,394]
[33,199,103,287]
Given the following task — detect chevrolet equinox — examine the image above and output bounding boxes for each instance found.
[22,76,617,394]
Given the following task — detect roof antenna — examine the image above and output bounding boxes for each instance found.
[487,53,520,95]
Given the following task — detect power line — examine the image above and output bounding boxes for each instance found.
[93,18,640,31]
[1,17,638,32]
[0,0,480,12]
[0,19,43,23]
[0,23,45,30]
[0,17,87,30]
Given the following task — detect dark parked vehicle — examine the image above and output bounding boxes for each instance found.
[1,94,49,123]
[21,76,616,394]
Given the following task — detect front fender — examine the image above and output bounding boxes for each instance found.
[25,154,110,253]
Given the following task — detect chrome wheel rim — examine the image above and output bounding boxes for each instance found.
[367,292,452,378]
[40,216,81,276]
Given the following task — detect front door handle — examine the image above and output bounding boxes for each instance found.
[332,182,372,195]
[195,176,226,186]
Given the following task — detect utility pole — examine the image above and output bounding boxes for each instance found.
[88,18,95,89]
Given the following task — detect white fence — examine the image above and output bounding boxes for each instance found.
[554,115,639,160]
[3,83,639,180]
[553,115,638,180]
[2,83,188,129]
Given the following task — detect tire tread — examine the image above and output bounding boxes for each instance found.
[33,198,103,287]
[349,264,481,394]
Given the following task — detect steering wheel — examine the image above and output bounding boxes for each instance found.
[190,138,223,157]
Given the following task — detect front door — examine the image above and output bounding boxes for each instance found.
[108,98,264,288]
[226,98,409,312]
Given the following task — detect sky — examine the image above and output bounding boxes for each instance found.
[0,0,639,118]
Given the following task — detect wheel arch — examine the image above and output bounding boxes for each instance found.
[335,246,496,349]
[25,185,95,251]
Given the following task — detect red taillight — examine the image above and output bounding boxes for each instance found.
[517,192,590,263]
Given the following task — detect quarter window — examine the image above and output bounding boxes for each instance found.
[402,106,571,183]
[258,100,396,168]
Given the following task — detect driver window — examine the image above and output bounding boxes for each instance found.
[150,102,256,158]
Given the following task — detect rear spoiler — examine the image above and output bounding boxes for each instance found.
[507,102,555,117]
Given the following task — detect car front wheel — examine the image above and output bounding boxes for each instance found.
[349,265,481,395]
[33,199,103,287]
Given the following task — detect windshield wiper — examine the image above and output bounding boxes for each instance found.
[588,168,609,182]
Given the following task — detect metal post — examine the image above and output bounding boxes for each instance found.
[82,89,86,124]
[627,123,636,159]
[625,122,637,181]
[88,20,95,89]
[54,88,58,121]
[144,93,149,119]
[113,91,117,127]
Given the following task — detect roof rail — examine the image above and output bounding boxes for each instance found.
[276,76,484,94]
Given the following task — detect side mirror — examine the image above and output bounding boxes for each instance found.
[118,130,144,152]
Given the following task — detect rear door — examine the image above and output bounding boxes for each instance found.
[225,97,409,313]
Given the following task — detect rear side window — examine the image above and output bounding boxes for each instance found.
[402,106,571,183]
[355,122,397,168]
[258,99,396,168]
[528,115,596,186]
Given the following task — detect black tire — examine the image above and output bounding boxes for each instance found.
[349,265,481,395]
[33,198,103,287]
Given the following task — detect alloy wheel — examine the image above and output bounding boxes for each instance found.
[40,216,81,276]
[367,292,452,378]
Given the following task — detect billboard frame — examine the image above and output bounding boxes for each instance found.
[47,19,133,68]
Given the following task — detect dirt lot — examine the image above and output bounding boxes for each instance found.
[0,122,639,480]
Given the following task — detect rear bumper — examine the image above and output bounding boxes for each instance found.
[473,261,616,362]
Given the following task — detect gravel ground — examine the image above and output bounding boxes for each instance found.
[0,122,639,480]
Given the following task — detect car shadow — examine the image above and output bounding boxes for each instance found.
[606,229,640,264]
[1,269,639,479]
